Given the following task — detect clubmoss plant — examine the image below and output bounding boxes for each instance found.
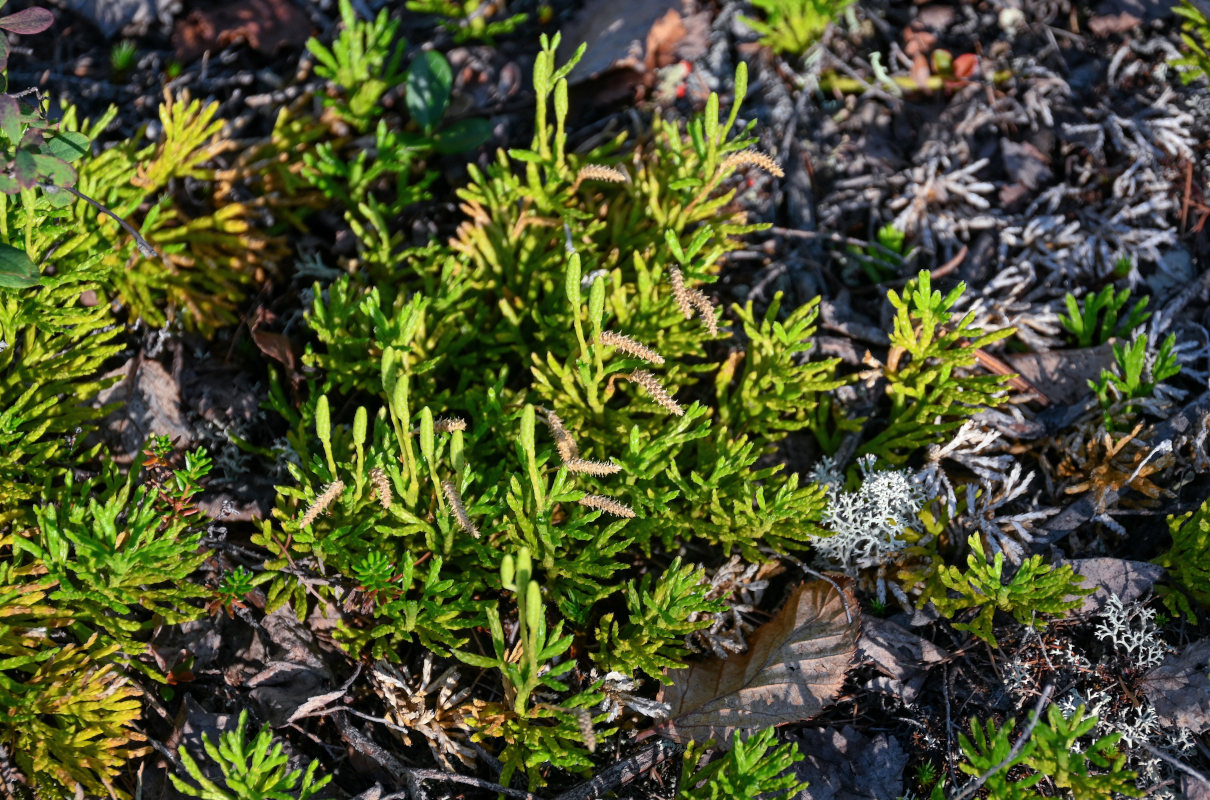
[739,0,855,56]
[406,0,528,44]
[1090,332,1182,425]
[306,0,407,132]
[929,534,1088,647]
[957,704,1139,799]
[677,727,805,800]
[248,32,1026,789]
[1059,284,1149,348]
[170,710,332,800]
[859,270,1013,465]
[1154,495,1210,620]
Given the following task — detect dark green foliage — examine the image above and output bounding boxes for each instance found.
[170,710,332,800]
[453,549,610,788]
[0,247,120,520]
[957,705,1139,799]
[677,728,805,800]
[592,557,725,681]
[715,292,848,445]
[306,0,407,132]
[17,454,209,663]
[1059,285,1150,348]
[930,534,1088,647]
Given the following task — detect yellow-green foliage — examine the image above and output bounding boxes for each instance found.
[0,554,147,799]
[54,95,285,332]
[1154,496,1210,620]
[740,0,855,56]
[0,190,122,522]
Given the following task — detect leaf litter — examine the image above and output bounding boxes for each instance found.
[21,0,1210,797]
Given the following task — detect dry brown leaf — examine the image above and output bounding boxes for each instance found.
[910,54,932,90]
[1142,638,1210,733]
[1005,342,1116,405]
[1064,557,1164,615]
[557,0,687,81]
[656,578,859,744]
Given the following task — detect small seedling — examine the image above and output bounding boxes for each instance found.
[110,40,137,79]
[1059,284,1149,348]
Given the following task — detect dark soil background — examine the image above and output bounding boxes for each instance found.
[11,0,1210,797]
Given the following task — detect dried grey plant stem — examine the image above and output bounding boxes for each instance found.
[948,683,1054,800]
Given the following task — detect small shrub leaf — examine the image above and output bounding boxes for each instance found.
[0,8,54,35]
[0,242,39,288]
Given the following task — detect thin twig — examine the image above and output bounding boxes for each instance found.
[944,664,956,788]
[948,684,1054,800]
[552,740,682,800]
[1137,742,1210,790]
[46,183,164,263]
[405,769,542,800]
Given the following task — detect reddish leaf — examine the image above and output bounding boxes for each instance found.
[656,579,859,744]
[11,149,36,188]
[0,7,54,35]
[953,53,979,79]
[910,54,931,91]
[0,95,19,144]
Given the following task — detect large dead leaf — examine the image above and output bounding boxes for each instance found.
[1005,343,1116,406]
[1064,558,1164,615]
[656,579,859,744]
[1142,638,1210,733]
[790,725,908,800]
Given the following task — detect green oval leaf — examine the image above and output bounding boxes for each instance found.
[0,95,19,144]
[33,153,75,187]
[44,130,89,163]
[434,118,491,154]
[0,242,39,288]
[406,50,452,133]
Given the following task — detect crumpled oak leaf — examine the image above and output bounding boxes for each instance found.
[655,578,859,744]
